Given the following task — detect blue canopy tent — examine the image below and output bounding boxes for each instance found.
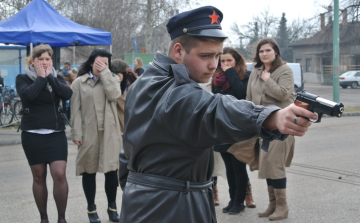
[0,0,112,48]
[0,0,112,85]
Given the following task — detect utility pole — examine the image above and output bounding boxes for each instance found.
[333,0,340,102]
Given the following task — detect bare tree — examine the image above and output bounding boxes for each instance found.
[0,0,31,20]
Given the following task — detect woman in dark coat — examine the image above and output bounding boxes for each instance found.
[16,44,72,223]
[212,47,255,215]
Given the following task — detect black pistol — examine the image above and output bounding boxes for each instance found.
[294,90,344,123]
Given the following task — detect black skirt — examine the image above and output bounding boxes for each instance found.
[21,131,68,165]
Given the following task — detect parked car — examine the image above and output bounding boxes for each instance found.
[246,63,304,92]
[339,71,360,89]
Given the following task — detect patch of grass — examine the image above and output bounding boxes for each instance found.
[344,106,360,112]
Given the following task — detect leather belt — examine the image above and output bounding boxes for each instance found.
[127,171,213,194]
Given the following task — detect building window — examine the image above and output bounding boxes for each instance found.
[296,59,302,64]
[306,58,312,72]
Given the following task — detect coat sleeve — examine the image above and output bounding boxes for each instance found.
[262,66,294,102]
[99,69,121,101]
[70,79,83,142]
[164,85,286,149]
[16,75,48,103]
[47,74,73,100]
[224,68,247,99]
[246,70,256,101]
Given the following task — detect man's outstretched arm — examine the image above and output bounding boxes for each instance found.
[262,103,317,136]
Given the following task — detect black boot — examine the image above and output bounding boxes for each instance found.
[222,200,234,213]
[222,188,235,213]
[228,202,245,215]
[87,204,101,223]
[107,202,120,222]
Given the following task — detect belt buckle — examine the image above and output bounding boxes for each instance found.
[184,181,190,194]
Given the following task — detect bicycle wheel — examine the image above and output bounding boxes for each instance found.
[0,104,14,126]
[13,100,23,122]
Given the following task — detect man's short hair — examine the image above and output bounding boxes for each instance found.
[64,62,71,66]
[167,35,226,56]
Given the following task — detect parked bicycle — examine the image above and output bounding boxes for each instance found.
[13,98,22,122]
[0,85,18,126]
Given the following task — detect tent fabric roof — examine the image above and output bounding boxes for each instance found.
[0,0,111,47]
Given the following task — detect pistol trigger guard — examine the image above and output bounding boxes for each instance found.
[308,112,321,123]
[314,113,322,123]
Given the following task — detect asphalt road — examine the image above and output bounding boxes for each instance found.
[0,116,359,223]
[302,83,360,107]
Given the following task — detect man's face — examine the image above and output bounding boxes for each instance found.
[64,64,70,71]
[181,41,223,83]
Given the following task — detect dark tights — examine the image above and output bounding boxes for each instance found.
[82,171,118,207]
[30,161,68,222]
[221,152,248,204]
[266,178,287,189]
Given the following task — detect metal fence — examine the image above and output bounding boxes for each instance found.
[322,65,360,85]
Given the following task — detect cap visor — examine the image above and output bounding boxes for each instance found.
[188,29,228,38]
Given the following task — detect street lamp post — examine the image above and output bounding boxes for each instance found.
[333,0,340,102]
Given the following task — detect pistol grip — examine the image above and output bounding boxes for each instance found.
[295,100,319,123]
[295,100,309,109]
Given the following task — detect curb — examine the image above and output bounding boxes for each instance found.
[0,134,72,146]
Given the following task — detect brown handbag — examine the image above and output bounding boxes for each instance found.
[227,138,260,171]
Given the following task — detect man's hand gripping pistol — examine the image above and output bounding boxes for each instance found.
[294,90,344,122]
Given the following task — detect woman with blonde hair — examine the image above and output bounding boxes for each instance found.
[247,38,295,220]
[133,57,144,76]
[16,44,72,223]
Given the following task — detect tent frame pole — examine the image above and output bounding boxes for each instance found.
[110,45,112,54]
[73,46,76,66]
[30,42,33,55]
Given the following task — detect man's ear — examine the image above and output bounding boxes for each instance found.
[173,43,185,62]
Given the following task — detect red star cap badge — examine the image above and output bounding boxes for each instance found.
[209,11,219,24]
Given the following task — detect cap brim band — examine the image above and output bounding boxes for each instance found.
[187,29,228,38]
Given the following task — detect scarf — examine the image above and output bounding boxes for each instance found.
[24,65,57,92]
[213,72,230,92]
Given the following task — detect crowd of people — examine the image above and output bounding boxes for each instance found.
[15,5,316,223]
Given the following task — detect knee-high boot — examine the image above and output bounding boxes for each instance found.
[213,179,219,206]
[245,181,256,208]
[269,188,289,220]
[258,186,276,217]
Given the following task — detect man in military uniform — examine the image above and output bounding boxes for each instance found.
[119,6,316,223]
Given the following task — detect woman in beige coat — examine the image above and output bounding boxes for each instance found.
[71,49,122,223]
[246,38,295,221]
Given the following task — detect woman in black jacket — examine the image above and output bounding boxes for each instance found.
[212,47,255,215]
[16,44,72,223]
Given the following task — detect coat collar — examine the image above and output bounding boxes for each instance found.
[153,52,177,72]
[81,73,91,82]
[80,73,97,87]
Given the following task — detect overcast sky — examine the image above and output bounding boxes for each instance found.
[198,0,331,43]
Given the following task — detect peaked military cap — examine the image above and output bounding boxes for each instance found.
[166,6,228,40]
